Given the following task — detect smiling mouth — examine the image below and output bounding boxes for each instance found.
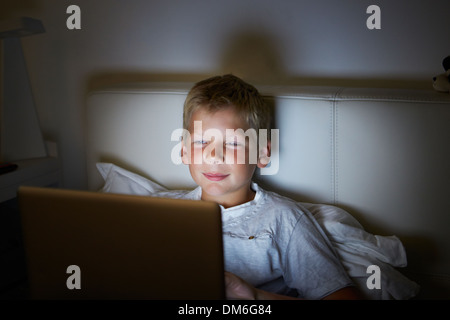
[203,173,229,181]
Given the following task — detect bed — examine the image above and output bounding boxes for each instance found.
[85,82,450,299]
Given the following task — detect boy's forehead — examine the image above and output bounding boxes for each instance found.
[189,106,250,131]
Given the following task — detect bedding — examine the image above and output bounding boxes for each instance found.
[96,162,420,300]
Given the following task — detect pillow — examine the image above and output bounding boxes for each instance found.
[96,162,168,195]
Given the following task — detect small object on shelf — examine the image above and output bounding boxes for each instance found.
[0,162,18,175]
[432,55,450,93]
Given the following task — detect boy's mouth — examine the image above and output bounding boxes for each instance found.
[203,173,229,181]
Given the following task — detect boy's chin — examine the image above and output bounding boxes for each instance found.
[201,183,229,198]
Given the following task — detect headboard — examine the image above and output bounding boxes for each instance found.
[85,83,450,299]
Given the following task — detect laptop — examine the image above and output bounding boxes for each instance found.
[18,186,225,300]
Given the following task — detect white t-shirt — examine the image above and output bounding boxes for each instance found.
[152,182,354,299]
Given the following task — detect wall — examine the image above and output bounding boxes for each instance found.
[1,0,449,189]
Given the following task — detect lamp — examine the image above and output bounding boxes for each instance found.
[0,17,46,162]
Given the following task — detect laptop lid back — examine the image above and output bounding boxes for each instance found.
[18,186,225,300]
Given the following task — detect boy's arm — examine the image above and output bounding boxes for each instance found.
[225,271,362,300]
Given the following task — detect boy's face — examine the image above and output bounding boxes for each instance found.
[182,106,267,207]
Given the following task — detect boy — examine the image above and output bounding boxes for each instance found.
[170,74,360,299]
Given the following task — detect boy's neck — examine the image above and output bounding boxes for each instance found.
[201,185,256,209]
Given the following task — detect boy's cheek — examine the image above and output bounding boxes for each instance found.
[181,145,191,165]
[225,149,236,164]
[181,145,203,165]
[193,146,204,164]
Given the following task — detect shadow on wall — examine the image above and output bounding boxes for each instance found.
[219,29,430,89]
[219,31,286,85]
[86,29,431,92]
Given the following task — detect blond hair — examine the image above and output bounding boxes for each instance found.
[183,74,271,135]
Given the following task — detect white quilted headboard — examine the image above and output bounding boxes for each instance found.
[85,83,450,299]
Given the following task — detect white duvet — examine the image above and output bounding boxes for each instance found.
[302,202,420,299]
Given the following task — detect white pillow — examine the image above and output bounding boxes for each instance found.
[96,162,168,195]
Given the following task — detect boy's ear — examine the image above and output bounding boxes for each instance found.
[257,140,271,169]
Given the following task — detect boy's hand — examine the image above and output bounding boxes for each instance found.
[224,271,302,300]
[224,271,361,300]
[224,271,258,300]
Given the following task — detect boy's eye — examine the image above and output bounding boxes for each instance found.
[225,135,246,148]
[193,140,208,145]
[225,141,241,147]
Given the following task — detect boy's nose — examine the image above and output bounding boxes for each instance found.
[203,143,224,164]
